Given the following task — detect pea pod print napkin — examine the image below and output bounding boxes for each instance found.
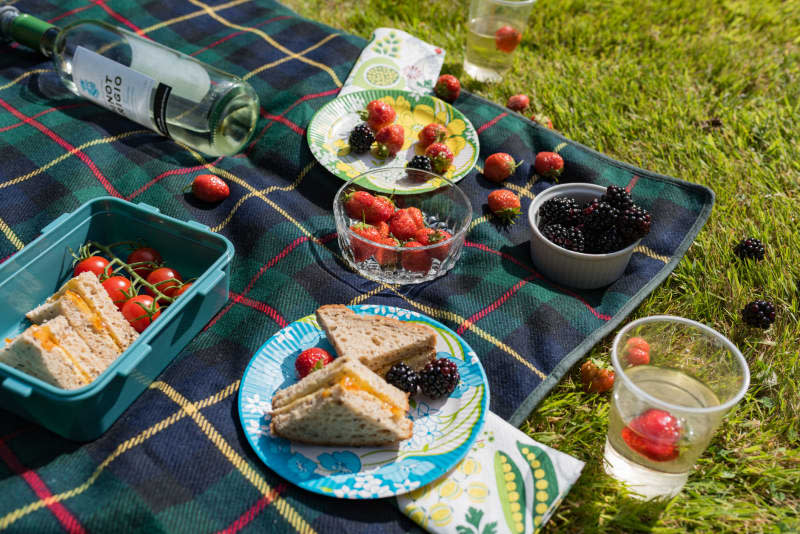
[397,412,584,534]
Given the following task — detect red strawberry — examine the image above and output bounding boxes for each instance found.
[374,124,405,158]
[350,223,381,262]
[375,236,400,267]
[415,227,452,261]
[530,114,554,129]
[534,151,564,178]
[622,409,681,462]
[623,337,651,366]
[404,207,425,230]
[191,174,229,203]
[506,94,530,112]
[360,99,396,132]
[388,210,419,241]
[418,123,447,149]
[487,189,521,223]
[375,221,390,238]
[434,74,460,103]
[343,190,376,220]
[295,347,333,378]
[425,142,454,174]
[484,153,523,183]
[363,195,395,224]
[401,241,432,272]
[495,25,522,53]
[580,360,615,393]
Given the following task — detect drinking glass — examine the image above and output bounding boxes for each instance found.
[604,316,749,500]
[463,0,535,82]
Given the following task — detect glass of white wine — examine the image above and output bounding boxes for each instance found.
[604,316,749,500]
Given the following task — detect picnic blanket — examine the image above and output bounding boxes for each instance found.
[0,0,713,532]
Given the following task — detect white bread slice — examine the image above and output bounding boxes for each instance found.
[0,316,91,389]
[272,357,409,412]
[315,305,436,375]
[270,384,413,446]
[28,272,138,351]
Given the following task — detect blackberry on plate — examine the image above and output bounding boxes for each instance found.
[733,237,765,261]
[541,224,585,253]
[618,205,652,240]
[348,123,374,153]
[406,155,433,181]
[601,185,634,211]
[420,358,460,399]
[385,363,419,394]
[582,199,619,231]
[539,196,579,226]
[742,300,776,329]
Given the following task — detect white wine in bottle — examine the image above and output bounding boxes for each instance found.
[0,6,259,156]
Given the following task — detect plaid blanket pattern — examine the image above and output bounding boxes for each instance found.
[0,0,713,532]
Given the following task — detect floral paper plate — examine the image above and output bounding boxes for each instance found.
[306,89,479,193]
[238,304,489,499]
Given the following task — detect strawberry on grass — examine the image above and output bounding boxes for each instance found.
[506,94,530,112]
[487,189,521,223]
[434,74,460,103]
[580,359,615,393]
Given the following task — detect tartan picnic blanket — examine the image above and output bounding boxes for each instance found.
[0,0,713,532]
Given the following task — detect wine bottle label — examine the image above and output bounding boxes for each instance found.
[72,46,171,137]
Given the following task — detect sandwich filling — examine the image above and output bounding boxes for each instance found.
[62,288,122,351]
[30,325,90,384]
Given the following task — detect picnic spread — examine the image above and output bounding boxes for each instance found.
[0,0,724,532]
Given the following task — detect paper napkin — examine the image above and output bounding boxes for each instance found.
[340,28,446,96]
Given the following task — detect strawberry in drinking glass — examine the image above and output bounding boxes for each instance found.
[343,190,376,220]
[506,94,530,112]
[434,74,461,103]
[534,151,564,178]
[404,207,426,230]
[375,236,400,267]
[483,152,523,183]
[295,348,334,378]
[388,210,419,241]
[374,124,405,158]
[418,123,448,149]
[363,195,395,224]
[375,221,390,238]
[622,409,681,462]
[350,223,381,262]
[487,189,521,223]
[424,142,454,174]
[415,227,452,261]
[495,25,522,53]
[401,241,432,273]
[359,99,396,132]
[624,336,651,366]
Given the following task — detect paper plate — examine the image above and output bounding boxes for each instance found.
[238,304,489,499]
[306,89,479,194]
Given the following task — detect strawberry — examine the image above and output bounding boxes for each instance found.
[363,195,395,224]
[530,114,554,129]
[375,236,400,267]
[534,151,564,178]
[580,359,615,393]
[375,221,390,238]
[495,25,522,53]
[415,227,452,261]
[434,74,460,103]
[425,142,454,174]
[484,153,523,183]
[359,99,396,132]
[388,210,419,241]
[374,124,405,158]
[295,347,333,378]
[622,409,681,462]
[418,123,448,149]
[623,337,651,366]
[506,94,530,112]
[487,189,521,223]
[404,207,425,230]
[343,190,375,220]
[350,223,381,262]
[401,241,432,272]
[191,174,229,203]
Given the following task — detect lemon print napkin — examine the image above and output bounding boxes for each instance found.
[340,28,446,96]
[397,412,584,534]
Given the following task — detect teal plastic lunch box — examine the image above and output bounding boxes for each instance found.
[0,197,234,441]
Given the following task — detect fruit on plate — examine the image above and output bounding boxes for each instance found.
[348,123,375,153]
[74,255,110,278]
[414,227,452,261]
[350,223,381,262]
[389,210,420,241]
[622,409,681,462]
[495,25,522,53]
[121,295,161,333]
[374,124,405,158]
[191,173,230,203]
[434,74,460,103]
[483,152,523,183]
[364,195,396,224]
[506,94,530,112]
[420,358,460,398]
[406,155,433,182]
[127,246,162,278]
[742,300,776,329]
[533,151,564,178]
[385,362,420,394]
[417,123,447,149]
[424,142,454,174]
[580,359,615,393]
[733,237,765,261]
[344,190,375,220]
[487,189,521,223]
[541,224,585,253]
[295,347,334,378]
[360,99,396,132]
[401,241,432,272]
[102,276,133,310]
[624,337,651,366]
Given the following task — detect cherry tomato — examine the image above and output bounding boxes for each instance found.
[127,247,162,278]
[146,267,183,298]
[121,295,160,333]
[74,256,110,277]
[101,276,132,310]
[172,283,192,298]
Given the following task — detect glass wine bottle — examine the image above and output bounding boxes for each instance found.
[0,6,260,157]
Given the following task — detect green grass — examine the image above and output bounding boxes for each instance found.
[284,0,799,531]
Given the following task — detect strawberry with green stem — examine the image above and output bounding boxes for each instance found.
[487,189,521,223]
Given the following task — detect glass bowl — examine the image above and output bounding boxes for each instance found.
[332,168,472,284]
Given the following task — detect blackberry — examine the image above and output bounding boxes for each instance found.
[618,205,652,240]
[539,196,579,226]
[601,185,634,211]
[742,300,776,329]
[541,224,585,253]
[582,199,619,231]
[406,155,433,181]
[385,363,419,394]
[348,123,374,153]
[733,238,765,261]
[420,358,460,399]
[586,227,625,254]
